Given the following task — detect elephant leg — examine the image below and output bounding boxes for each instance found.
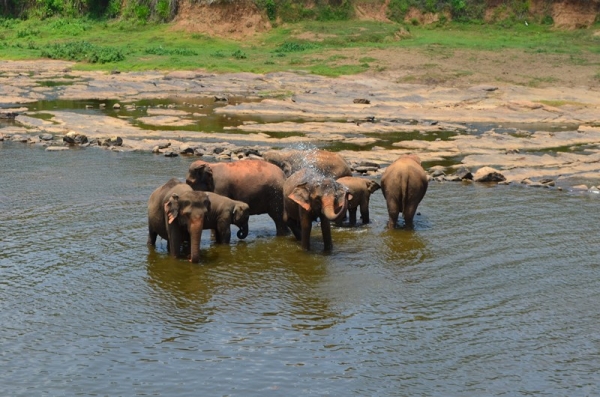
[386,199,400,229]
[270,211,289,236]
[348,207,358,226]
[287,218,302,241]
[218,219,231,244]
[300,213,313,250]
[147,228,158,246]
[321,217,332,251]
[359,200,370,224]
[403,203,418,225]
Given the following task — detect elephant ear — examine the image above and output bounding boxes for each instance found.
[367,180,381,193]
[288,182,311,211]
[164,193,180,224]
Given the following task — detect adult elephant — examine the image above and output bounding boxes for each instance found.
[186,159,288,236]
[283,169,352,251]
[380,154,428,228]
[262,149,352,179]
[147,178,211,263]
[204,192,250,244]
[336,176,381,226]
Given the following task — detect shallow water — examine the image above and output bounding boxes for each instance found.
[1,141,600,396]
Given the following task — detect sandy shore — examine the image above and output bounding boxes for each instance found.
[1,59,600,188]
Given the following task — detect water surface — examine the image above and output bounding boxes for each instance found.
[1,142,599,396]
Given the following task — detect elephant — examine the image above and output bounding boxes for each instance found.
[335,176,381,226]
[147,178,211,263]
[283,168,352,251]
[380,154,428,228]
[262,149,353,179]
[186,159,288,236]
[203,192,250,244]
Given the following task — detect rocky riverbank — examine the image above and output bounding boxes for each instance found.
[2,60,600,192]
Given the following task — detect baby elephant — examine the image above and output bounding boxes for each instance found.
[336,176,381,226]
[380,154,428,228]
[204,192,250,244]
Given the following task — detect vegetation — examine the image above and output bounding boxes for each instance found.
[0,0,599,79]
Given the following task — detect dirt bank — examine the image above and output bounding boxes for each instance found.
[1,58,600,190]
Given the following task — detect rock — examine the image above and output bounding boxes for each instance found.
[11,135,28,142]
[353,98,371,104]
[429,165,446,177]
[179,144,195,155]
[102,136,122,146]
[571,184,588,191]
[0,134,4,141]
[158,142,171,150]
[473,166,506,183]
[470,85,498,92]
[193,148,205,156]
[39,133,54,141]
[113,103,121,110]
[46,146,69,152]
[214,96,228,102]
[164,151,178,157]
[0,111,18,119]
[152,146,161,154]
[453,166,473,180]
[444,175,462,182]
[63,131,88,145]
[354,166,379,174]
[540,178,555,187]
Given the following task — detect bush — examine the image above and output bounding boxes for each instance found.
[41,41,125,64]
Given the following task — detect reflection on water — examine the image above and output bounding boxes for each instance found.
[1,141,600,396]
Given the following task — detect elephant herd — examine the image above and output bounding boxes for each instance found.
[147,149,428,263]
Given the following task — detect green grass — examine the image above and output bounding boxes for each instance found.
[0,16,599,77]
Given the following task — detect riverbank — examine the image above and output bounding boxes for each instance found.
[1,59,600,190]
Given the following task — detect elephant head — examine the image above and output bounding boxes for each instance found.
[164,190,210,263]
[288,175,352,222]
[233,202,251,239]
[186,161,215,192]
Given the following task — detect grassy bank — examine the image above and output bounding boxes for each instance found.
[0,17,599,78]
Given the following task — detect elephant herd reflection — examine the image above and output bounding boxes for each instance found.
[147,149,428,263]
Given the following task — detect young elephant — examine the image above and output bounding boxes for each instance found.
[204,192,250,244]
[147,178,211,263]
[335,176,381,226]
[186,159,288,236]
[262,149,352,179]
[380,154,428,228]
[283,169,352,251]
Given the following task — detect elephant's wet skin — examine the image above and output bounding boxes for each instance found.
[283,169,352,251]
[263,149,352,179]
[147,178,211,263]
[186,159,289,237]
[381,154,428,229]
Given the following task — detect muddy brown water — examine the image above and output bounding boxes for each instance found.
[1,138,600,396]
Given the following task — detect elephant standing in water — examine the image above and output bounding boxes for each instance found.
[147,178,211,263]
[262,149,353,179]
[186,159,288,236]
[336,176,381,226]
[283,169,352,251]
[203,192,250,244]
[380,154,428,228]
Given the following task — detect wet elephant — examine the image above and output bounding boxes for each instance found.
[336,176,381,226]
[186,159,288,236]
[147,178,210,263]
[262,149,352,179]
[204,192,250,244]
[283,168,352,251]
[380,154,428,228]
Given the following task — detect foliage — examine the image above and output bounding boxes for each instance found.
[40,41,125,63]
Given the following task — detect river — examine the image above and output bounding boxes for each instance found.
[1,140,599,396]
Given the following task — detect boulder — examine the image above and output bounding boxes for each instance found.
[453,166,473,180]
[473,166,506,183]
[39,133,54,141]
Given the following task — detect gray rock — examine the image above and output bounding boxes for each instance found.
[473,166,506,183]
[39,133,54,141]
[46,146,69,152]
[179,144,195,155]
[164,151,178,157]
[453,166,473,180]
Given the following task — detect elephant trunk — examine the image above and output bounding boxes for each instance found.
[189,219,204,263]
[236,223,249,239]
[322,194,347,222]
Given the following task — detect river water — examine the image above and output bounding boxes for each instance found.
[1,140,599,396]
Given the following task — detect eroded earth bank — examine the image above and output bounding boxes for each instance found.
[2,59,600,191]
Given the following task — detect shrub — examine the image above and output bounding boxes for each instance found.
[41,41,125,64]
